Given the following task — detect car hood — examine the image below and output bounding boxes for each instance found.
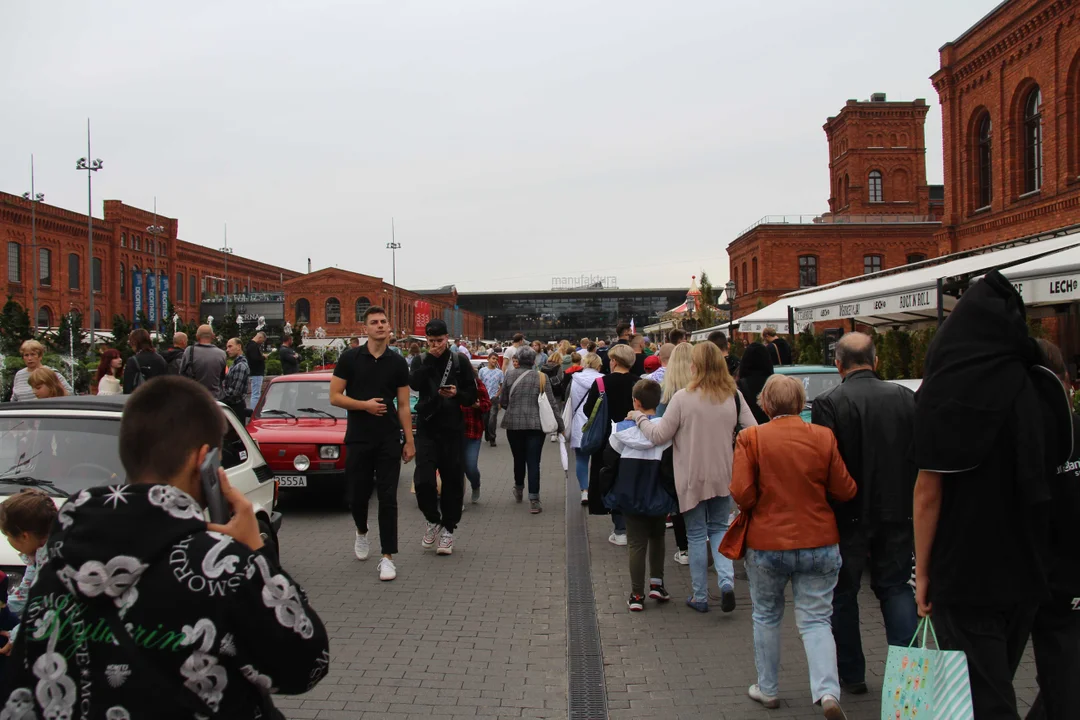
[247,418,346,444]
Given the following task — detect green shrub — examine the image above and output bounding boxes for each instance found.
[265,356,283,377]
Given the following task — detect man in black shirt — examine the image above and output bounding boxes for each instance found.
[330,307,414,582]
[410,319,477,557]
[279,335,300,375]
[245,331,268,407]
[599,322,632,374]
[762,327,792,365]
[708,330,741,377]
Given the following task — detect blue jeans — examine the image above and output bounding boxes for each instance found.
[683,495,734,602]
[463,438,481,490]
[574,451,590,491]
[745,545,842,703]
[249,374,264,408]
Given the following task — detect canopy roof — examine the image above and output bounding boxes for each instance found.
[997,243,1080,305]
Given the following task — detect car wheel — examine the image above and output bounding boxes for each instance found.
[258,516,280,566]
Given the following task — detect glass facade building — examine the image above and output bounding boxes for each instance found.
[456,288,687,341]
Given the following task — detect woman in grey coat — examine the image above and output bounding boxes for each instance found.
[500,347,565,514]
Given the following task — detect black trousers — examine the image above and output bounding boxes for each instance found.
[346,435,401,555]
[414,428,465,533]
[934,601,1038,720]
[672,511,688,552]
[832,521,920,684]
[1026,596,1080,720]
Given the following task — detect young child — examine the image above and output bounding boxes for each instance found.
[601,379,678,611]
[0,489,58,654]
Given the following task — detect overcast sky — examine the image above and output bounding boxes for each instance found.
[2,1,997,292]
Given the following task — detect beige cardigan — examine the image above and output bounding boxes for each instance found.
[632,387,758,512]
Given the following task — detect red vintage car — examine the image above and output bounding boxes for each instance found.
[246,372,416,495]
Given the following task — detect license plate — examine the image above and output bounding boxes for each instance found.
[277,476,307,488]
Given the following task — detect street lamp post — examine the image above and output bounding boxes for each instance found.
[22,155,44,331]
[387,218,401,336]
[76,120,103,351]
[724,280,737,341]
[147,197,165,335]
[220,224,233,321]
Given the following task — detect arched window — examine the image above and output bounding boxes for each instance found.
[863,254,883,274]
[976,112,992,208]
[134,236,141,251]
[741,263,747,295]
[38,249,52,287]
[355,296,372,322]
[119,262,126,296]
[844,174,850,206]
[189,275,196,304]
[176,272,184,302]
[295,298,311,324]
[752,257,758,290]
[93,309,102,330]
[907,253,927,264]
[92,257,103,293]
[1024,87,1043,193]
[868,170,884,203]
[325,297,341,324]
[69,254,80,290]
[37,306,52,328]
[798,256,817,288]
[120,233,126,248]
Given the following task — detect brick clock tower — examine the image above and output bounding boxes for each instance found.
[824,94,934,217]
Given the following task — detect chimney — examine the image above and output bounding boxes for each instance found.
[307,258,311,273]
[870,92,887,102]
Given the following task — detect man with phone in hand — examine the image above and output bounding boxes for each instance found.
[330,306,414,582]
[410,319,477,556]
[3,376,330,718]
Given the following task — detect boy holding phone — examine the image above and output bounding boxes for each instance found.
[409,319,477,556]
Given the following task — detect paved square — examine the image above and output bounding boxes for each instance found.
[276,433,1039,719]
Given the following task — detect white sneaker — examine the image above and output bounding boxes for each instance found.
[820,694,848,720]
[608,532,627,547]
[422,522,442,549]
[673,550,689,565]
[550,434,558,442]
[748,684,780,709]
[354,532,370,561]
[378,557,396,581]
[580,490,588,504]
[436,529,453,555]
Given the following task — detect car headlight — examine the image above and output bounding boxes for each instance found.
[293,454,311,472]
[319,445,340,460]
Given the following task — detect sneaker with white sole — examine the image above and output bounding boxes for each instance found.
[354,532,370,561]
[748,684,780,709]
[422,522,442,549]
[580,489,588,504]
[673,550,689,565]
[820,694,848,720]
[436,529,453,555]
[608,532,627,547]
[378,557,396,581]
[472,487,481,504]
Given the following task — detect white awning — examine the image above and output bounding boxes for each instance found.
[732,300,791,334]
[998,244,1080,305]
[784,232,1080,329]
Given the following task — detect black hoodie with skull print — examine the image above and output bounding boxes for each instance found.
[0,483,329,719]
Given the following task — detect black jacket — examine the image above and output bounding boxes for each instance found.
[279,345,300,375]
[162,347,185,375]
[409,350,477,432]
[766,338,792,365]
[6,484,329,718]
[123,350,168,393]
[811,369,917,527]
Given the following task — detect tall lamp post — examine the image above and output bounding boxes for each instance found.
[724,280,737,341]
[22,155,44,331]
[147,197,165,335]
[76,120,103,351]
[386,218,401,336]
[220,225,233,321]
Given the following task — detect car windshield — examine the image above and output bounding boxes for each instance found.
[0,417,124,495]
[258,381,346,419]
[789,373,843,405]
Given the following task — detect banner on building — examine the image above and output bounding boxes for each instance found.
[414,301,431,336]
[160,274,169,321]
[133,269,143,325]
[147,272,158,328]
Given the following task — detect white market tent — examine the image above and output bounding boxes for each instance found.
[740,230,1080,332]
[997,243,1080,306]
[731,302,792,335]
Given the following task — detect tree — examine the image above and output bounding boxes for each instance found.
[0,296,32,355]
[109,314,135,362]
[696,270,717,328]
[51,310,88,358]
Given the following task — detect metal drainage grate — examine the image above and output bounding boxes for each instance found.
[566,467,608,719]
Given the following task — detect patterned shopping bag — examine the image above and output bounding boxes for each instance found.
[880,617,974,720]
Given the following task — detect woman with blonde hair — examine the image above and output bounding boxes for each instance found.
[631,341,757,612]
[10,340,73,401]
[27,367,69,399]
[659,342,694,411]
[730,374,855,716]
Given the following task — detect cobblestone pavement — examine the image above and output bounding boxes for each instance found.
[275,433,1039,719]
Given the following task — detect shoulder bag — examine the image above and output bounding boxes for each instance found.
[579,377,609,455]
[719,424,756,561]
[732,391,744,449]
[537,373,559,434]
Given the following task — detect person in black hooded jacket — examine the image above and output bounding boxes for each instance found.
[735,342,773,425]
[912,270,1073,720]
[2,376,329,719]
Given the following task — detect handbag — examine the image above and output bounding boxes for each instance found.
[881,617,974,719]
[718,423,756,560]
[560,389,574,440]
[579,377,608,455]
[537,374,559,434]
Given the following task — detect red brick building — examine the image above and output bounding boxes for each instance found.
[0,191,482,338]
[726,95,944,320]
[932,0,1080,253]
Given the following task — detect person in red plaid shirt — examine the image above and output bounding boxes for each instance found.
[462,366,493,505]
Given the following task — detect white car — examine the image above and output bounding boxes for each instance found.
[0,395,281,584]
